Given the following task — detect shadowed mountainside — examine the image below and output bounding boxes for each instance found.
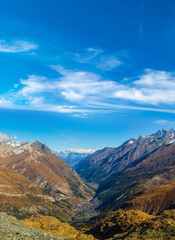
[73,129,175,220]
[74,129,175,184]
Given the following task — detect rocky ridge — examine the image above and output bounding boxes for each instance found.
[74,129,175,184]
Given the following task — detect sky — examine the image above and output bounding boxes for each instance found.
[0,0,175,150]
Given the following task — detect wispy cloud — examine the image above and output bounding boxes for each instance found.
[51,64,118,102]
[75,48,103,63]
[0,66,175,116]
[155,120,175,126]
[54,67,175,106]
[96,56,122,71]
[0,40,38,53]
[75,48,123,71]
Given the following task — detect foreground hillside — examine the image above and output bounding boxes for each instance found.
[0,212,95,240]
[0,212,68,240]
[85,209,175,239]
[21,214,95,239]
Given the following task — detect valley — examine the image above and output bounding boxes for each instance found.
[0,129,175,239]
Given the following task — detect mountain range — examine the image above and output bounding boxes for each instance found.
[74,128,175,217]
[1,129,175,239]
[53,149,96,167]
[0,132,22,148]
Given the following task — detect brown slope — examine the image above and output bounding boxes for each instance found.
[1,141,93,207]
[86,209,175,240]
[21,214,95,240]
[0,166,68,219]
[85,209,154,239]
[125,182,175,215]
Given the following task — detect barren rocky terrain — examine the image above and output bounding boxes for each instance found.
[0,212,68,240]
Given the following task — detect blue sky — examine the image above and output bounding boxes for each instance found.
[0,0,175,149]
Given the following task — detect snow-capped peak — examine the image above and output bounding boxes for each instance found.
[53,149,96,167]
[56,149,96,154]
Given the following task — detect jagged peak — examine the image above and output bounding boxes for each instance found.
[31,140,50,154]
[166,128,175,135]
[153,128,167,137]
[123,138,136,145]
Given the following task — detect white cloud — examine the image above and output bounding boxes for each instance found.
[55,67,175,106]
[134,69,175,87]
[113,69,175,105]
[0,67,175,116]
[0,40,38,53]
[0,97,13,107]
[52,65,119,102]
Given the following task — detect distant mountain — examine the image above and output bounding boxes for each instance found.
[0,132,21,148]
[53,149,96,167]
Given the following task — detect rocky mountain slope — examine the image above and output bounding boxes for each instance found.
[74,147,115,183]
[73,129,175,220]
[0,142,13,157]
[0,141,94,210]
[74,129,175,184]
[53,149,96,167]
[0,166,67,219]
[94,138,175,213]
[125,182,175,215]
